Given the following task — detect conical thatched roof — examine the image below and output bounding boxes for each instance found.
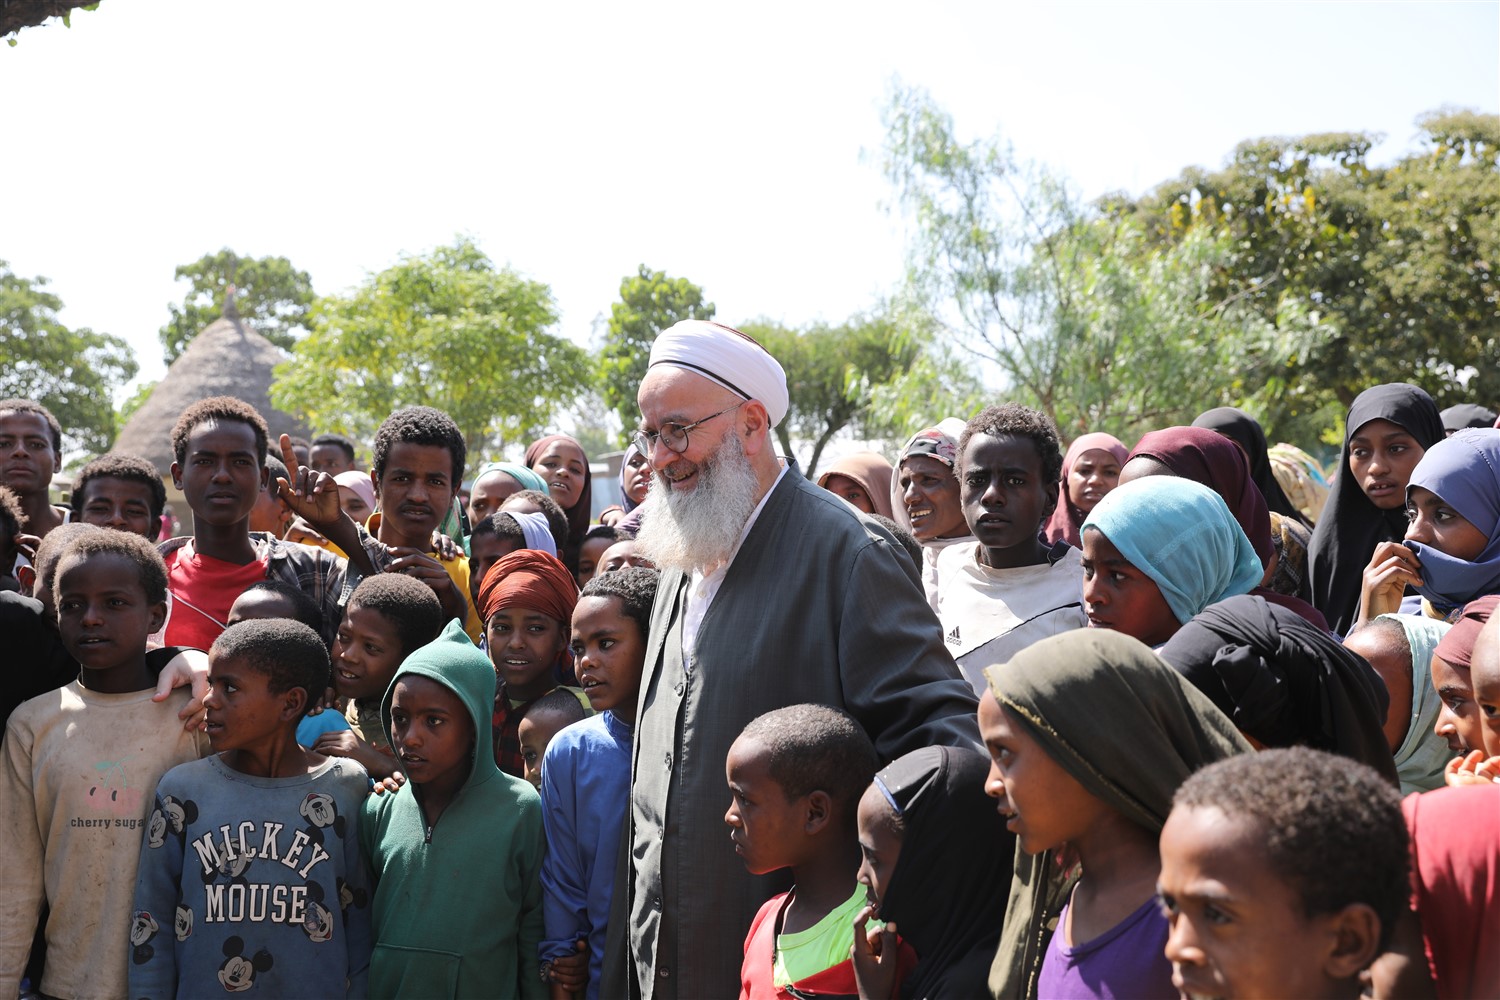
[114,316,311,477]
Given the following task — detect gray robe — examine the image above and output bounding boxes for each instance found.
[626,472,982,999]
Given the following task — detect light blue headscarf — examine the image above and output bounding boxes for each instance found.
[1376,613,1453,794]
[505,510,557,558]
[473,461,549,496]
[1405,428,1500,615]
[1083,476,1263,624]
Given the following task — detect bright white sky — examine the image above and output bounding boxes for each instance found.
[4,0,1497,409]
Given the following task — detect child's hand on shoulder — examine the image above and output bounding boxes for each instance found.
[430,531,462,561]
[851,904,899,1000]
[315,730,399,780]
[1444,749,1500,786]
[368,772,406,796]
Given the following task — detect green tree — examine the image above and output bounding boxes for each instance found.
[1116,109,1499,434]
[881,83,1099,430]
[160,249,316,364]
[598,266,715,438]
[0,261,137,453]
[741,310,925,479]
[270,237,588,466]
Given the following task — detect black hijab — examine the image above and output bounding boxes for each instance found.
[1306,383,1444,634]
[1159,594,1398,784]
[1192,406,1309,526]
[1441,403,1498,434]
[875,746,1012,1000]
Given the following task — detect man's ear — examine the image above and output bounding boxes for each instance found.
[170,462,183,491]
[804,790,832,835]
[1323,902,1382,982]
[148,600,168,635]
[368,470,382,503]
[738,402,773,458]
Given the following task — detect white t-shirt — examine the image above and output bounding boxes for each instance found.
[937,540,1088,696]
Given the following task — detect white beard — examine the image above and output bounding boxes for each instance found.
[634,431,761,575]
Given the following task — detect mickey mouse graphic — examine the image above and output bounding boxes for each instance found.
[129,910,159,965]
[301,882,334,944]
[337,875,368,914]
[147,795,198,849]
[174,903,193,943]
[217,936,273,993]
[202,845,252,887]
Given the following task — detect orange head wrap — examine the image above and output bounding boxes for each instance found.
[477,549,579,626]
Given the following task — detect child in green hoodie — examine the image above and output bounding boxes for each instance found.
[360,620,545,999]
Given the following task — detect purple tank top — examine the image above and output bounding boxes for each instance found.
[1036,895,1176,999]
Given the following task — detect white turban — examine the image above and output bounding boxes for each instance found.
[648,320,790,429]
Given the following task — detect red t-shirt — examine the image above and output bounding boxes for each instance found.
[162,542,268,650]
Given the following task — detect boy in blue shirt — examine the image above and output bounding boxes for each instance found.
[538,567,658,999]
[130,619,372,998]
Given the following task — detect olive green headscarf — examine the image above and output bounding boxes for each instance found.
[984,629,1252,999]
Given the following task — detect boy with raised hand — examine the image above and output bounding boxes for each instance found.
[130,619,373,999]
[539,567,658,999]
[726,704,913,1000]
[158,396,387,649]
[1158,748,1408,1000]
[361,620,545,998]
[366,406,480,639]
[1,528,209,1000]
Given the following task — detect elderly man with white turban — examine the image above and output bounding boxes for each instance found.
[617,321,980,999]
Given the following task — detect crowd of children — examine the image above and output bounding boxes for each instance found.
[0,370,1498,1000]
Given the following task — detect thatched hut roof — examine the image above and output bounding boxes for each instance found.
[114,315,310,477]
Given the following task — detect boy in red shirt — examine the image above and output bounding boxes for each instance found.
[159,396,386,649]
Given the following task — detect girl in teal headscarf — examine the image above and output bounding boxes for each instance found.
[1079,476,1263,648]
[1344,613,1453,793]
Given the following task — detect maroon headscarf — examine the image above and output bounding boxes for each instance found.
[1043,433,1129,549]
[1130,427,1334,629]
[1129,427,1274,567]
[524,434,593,558]
[1403,784,1500,999]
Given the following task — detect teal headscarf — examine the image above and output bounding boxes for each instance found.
[1378,613,1453,794]
[1082,476,1262,624]
[473,461,548,496]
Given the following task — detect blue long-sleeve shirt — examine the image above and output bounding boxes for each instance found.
[129,754,372,999]
[539,711,631,1000]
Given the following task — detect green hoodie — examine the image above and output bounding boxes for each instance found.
[359,620,545,999]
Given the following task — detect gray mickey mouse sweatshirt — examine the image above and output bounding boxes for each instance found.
[129,754,372,998]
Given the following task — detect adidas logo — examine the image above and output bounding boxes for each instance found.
[945,625,961,646]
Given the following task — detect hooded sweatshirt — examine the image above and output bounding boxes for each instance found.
[359,620,545,1000]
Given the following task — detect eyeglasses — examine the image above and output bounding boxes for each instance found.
[633,401,745,456]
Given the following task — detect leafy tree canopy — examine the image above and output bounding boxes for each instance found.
[160,249,315,364]
[0,260,137,453]
[882,82,1499,449]
[598,265,715,439]
[741,309,927,478]
[270,236,589,469]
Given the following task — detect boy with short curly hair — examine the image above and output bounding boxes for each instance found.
[1158,747,1409,1000]
[130,619,372,998]
[0,528,209,999]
